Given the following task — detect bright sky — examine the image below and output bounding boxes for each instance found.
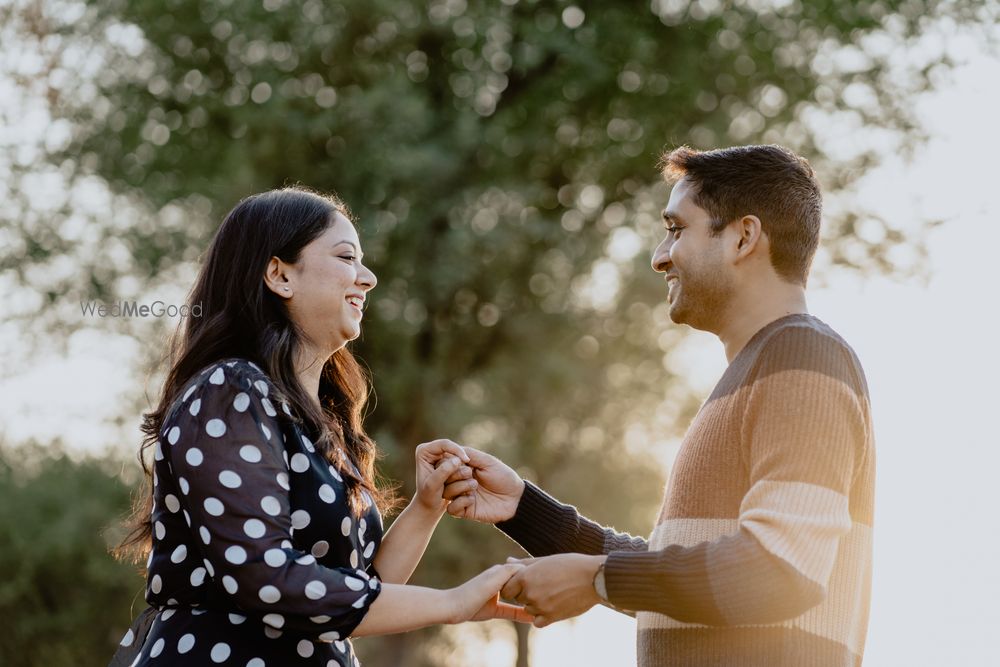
[2,10,999,667]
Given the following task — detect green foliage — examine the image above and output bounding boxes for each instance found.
[2,0,994,664]
[0,444,144,667]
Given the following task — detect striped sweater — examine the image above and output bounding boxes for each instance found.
[498,314,874,666]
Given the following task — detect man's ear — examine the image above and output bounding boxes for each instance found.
[263,257,293,298]
[735,215,764,259]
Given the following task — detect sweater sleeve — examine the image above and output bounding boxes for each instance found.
[496,481,648,556]
[163,361,380,639]
[603,328,865,625]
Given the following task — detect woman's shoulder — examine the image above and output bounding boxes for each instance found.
[181,357,272,394]
[163,358,278,427]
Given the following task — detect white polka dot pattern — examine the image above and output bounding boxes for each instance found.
[141,359,381,665]
[210,642,231,662]
[170,544,187,563]
[290,453,310,473]
[165,494,180,513]
[297,640,315,657]
[305,580,327,600]
[260,496,280,516]
[240,445,261,462]
[244,518,265,538]
[233,392,250,412]
[177,633,195,653]
[319,484,336,503]
[218,470,242,488]
[225,545,247,564]
[264,548,286,567]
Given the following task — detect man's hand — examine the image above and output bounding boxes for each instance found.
[442,446,525,523]
[499,554,607,628]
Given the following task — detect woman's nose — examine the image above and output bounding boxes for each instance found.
[358,264,377,290]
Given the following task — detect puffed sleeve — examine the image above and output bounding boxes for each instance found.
[162,360,381,640]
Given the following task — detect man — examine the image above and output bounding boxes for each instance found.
[443,145,875,666]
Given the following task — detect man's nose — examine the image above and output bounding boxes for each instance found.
[651,238,671,273]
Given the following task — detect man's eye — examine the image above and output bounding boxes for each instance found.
[666,226,683,235]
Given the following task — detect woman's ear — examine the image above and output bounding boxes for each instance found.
[263,257,294,299]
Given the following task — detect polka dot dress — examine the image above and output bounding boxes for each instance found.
[124,359,382,666]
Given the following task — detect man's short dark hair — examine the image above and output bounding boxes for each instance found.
[660,144,822,285]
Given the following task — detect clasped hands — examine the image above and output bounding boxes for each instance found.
[419,440,606,628]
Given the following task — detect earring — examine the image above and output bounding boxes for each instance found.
[283,287,290,292]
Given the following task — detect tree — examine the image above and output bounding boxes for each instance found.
[1,0,994,664]
[0,442,144,667]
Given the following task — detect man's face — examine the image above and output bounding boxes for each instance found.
[650,177,735,332]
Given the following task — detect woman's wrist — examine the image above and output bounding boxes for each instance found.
[406,496,447,522]
[437,586,464,625]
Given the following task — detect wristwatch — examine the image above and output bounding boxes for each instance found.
[593,561,609,603]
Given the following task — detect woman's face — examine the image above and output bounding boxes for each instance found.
[282,212,377,354]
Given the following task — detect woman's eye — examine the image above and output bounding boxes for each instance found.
[339,255,356,261]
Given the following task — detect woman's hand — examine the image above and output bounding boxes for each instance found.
[447,563,534,625]
[413,439,472,515]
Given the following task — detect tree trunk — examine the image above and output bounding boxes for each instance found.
[514,621,531,667]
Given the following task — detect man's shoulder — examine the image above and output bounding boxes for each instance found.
[759,314,853,350]
[750,315,868,392]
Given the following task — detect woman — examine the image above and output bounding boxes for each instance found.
[112,187,527,666]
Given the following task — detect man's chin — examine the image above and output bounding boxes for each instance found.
[667,302,686,325]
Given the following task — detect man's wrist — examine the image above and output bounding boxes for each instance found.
[507,478,526,520]
[591,556,609,602]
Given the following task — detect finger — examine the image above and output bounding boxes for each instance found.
[493,602,534,624]
[442,478,477,499]
[524,604,543,617]
[500,575,523,601]
[446,493,474,516]
[533,615,551,629]
[427,456,464,487]
[461,446,498,469]
[418,439,470,463]
[506,556,537,566]
[444,465,473,484]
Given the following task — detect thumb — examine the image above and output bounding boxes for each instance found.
[507,556,537,566]
[427,456,462,486]
[479,562,524,589]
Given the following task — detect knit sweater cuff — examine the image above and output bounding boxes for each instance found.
[604,548,682,613]
[495,481,606,557]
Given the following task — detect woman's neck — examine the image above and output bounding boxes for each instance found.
[294,344,327,412]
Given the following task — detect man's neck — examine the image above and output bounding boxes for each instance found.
[716,281,809,363]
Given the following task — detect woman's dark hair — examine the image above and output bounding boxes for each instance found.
[115,186,396,564]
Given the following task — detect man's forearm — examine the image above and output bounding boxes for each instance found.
[603,528,826,625]
[496,481,648,557]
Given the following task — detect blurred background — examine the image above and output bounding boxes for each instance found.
[1,0,998,665]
